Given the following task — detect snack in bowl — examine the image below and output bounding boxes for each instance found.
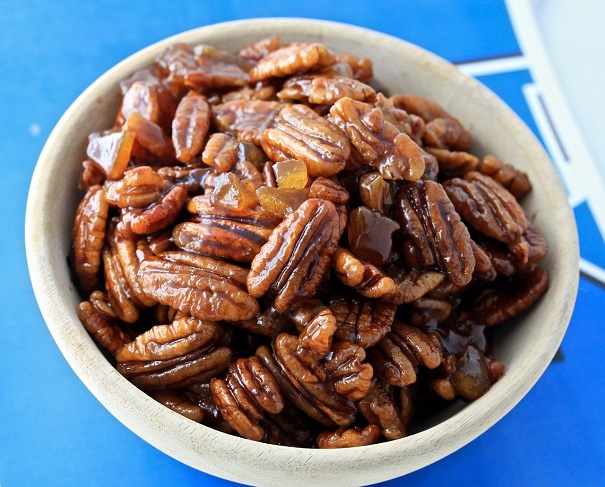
[70,36,549,448]
[26,19,578,486]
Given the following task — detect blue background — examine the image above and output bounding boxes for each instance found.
[2,1,604,485]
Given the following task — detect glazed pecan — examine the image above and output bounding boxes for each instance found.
[316,424,381,448]
[116,317,232,390]
[231,306,295,339]
[358,171,394,214]
[425,147,479,178]
[71,185,109,293]
[77,299,131,356]
[124,184,188,235]
[80,160,106,191]
[443,171,528,244]
[424,118,472,151]
[479,154,531,199]
[395,180,475,287]
[176,194,280,263]
[330,97,425,181]
[288,301,337,358]
[124,112,176,164]
[211,356,284,441]
[106,166,165,208]
[249,42,336,81]
[335,53,373,82]
[137,251,260,321]
[462,267,549,327]
[308,177,349,204]
[358,379,407,440]
[150,390,204,422]
[237,36,282,62]
[201,133,239,173]
[368,321,443,387]
[261,104,351,177]
[102,244,142,324]
[156,166,214,195]
[330,294,396,349]
[212,99,282,146]
[184,46,249,92]
[248,199,341,313]
[172,90,211,163]
[277,75,376,105]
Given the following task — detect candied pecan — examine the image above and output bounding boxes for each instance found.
[392,268,446,304]
[462,267,549,327]
[108,222,156,307]
[330,295,396,349]
[443,171,528,244]
[211,356,284,441]
[332,52,372,82]
[289,302,337,358]
[105,166,164,209]
[137,251,259,321]
[390,94,460,124]
[80,160,106,191]
[238,36,282,62]
[155,43,199,89]
[425,147,479,178]
[184,48,249,92]
[172,90,211,163]
[308,176,349,204]
[221,83,276,103]
[156,166,214,195]
[248,199,341,313]
[262,401,319,448]
[431,343,492,401]
[368,321,442,387]
[117,80,160,127]
[347,206,400,265]
[183,382,233,433]
[479,154,531,199]
[317,424,381,448]
[330,97,425,181]
[249,42,336,81]
[271,334,368,427]
[277,75,376,105]
[150,390,204,422]
[332,247,399,302]
[77,299,131,356]
[201,133,239,173]
[424,118,472,151]
[395,180,475,287]
[177,195,280,263]
[125,184,188,235]
[71,185,109,293]
[261,104,351,177]
[358,379,407,440]
[212,99,282,146]
[470,239,497,281]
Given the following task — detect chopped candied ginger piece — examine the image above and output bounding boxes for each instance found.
[86,129,135,180]
[256,186,309,218]
[210,172,259,211]
[273,159,309,189]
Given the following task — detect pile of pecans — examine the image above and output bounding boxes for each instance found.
[71,37,549,448]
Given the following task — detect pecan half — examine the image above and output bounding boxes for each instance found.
[77,299,131,355]
[150,390,204,422]
[395,180,475,287]
[316,424,381,448]
[172,90,211,163]
[368,321,443,387]
[330,97,425,181]
[261,104,351,177]
[443,171,528,244]
[248,199,340,313]
[71,185,109,293]
[277,75,376,105]
[212,99,282,146]
[211,356,284,441]
[358,379,407,440]
[330,295,396,349]
[249,42,336,81]
[137,251,259,321]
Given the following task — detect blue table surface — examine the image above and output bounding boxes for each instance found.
[2,1,604,486]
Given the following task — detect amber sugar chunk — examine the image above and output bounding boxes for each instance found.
[347,206,400,265]
[256,186,309,218]
[210,173,259,211]
[86,129,135,180]
[273,159,309,189]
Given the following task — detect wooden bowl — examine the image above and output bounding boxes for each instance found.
[25,18,578,486]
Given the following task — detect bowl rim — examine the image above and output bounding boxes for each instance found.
[25,17,579,486]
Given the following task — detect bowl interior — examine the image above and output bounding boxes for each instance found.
[25,18,578,487]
